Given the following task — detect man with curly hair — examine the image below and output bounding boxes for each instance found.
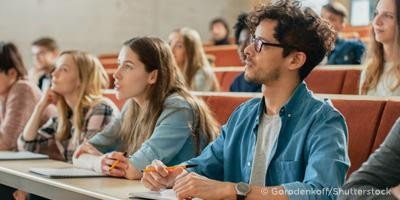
[141,1,349,199]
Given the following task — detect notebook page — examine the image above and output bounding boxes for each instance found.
[29,167,106,178]
[0,151,49,160]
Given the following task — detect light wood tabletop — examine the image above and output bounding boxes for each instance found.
[0,159,147,200]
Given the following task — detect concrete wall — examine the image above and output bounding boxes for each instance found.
[0,0,251,68]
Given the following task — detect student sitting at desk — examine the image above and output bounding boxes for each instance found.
[0,42,55,151]
[18,50,118,162]
[74,37,219,180]
[168,27,219,91]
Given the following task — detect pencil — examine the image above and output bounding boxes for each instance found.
[141,164,198,173]
[109,152,128,172]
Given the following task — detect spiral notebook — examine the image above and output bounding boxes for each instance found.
[29,167,107,178]
[0,151,49,160]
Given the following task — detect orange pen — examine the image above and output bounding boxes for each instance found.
[141,164,198,173]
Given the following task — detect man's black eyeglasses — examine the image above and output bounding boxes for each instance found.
[251,36,297,53]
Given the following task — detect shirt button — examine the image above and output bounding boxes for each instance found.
[247,162,251,166]
[288,114,291,117]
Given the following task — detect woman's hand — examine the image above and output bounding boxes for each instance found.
[37,89,60,110]
[100,151,141,180]
[73,142,103,158]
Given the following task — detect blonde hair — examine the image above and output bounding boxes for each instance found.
[361,0,400,94]
[172,28,219,91]
[55,51,109,146]
[119,37,219,155]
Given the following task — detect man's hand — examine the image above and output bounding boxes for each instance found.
[141,160,186,191]
[173,172,236,200]
[391,184,400,199]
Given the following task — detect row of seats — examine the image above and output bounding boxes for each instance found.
[98,44,243,68]
[103,90,400,177]
[212,65,363,94]
[203,45,242,66]
[105,66,362,94]
[341,25,371,44]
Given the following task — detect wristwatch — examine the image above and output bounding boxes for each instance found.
[234,182,251,200]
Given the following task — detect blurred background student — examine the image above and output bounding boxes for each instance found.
[31,37,59,91]
[206,17,233,45]
[360,0,400,96]
[169,28,219,91]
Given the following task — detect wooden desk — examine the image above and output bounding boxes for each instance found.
[0,159,146,200]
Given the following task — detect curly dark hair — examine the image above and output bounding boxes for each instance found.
[233,12,249,44]
[248,0,336,80]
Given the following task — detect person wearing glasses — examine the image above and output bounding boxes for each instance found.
[141,1,349,200]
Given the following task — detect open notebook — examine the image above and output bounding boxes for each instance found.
[129,189,177,200]
[0,151,49,160]
[29,167,107,178]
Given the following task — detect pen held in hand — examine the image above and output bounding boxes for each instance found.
[108,152,128,172]
[141,164,198,173]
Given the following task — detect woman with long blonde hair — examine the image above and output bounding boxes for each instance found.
[360,0,400,96]
[18,50,118,162]
[169,28,219,91]
[74,37,219,180]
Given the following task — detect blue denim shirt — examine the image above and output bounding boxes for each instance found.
[186,82,350,200]
[327,37,365,65]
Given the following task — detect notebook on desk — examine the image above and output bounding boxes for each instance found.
[0,151,49,160]
[129,189,177,200]
[29,167,107,178]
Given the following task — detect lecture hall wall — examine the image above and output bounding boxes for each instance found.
[0,0,252,69]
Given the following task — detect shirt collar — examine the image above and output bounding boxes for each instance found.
[255,81,310,121]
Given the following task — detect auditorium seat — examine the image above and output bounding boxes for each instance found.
[98,54,118,60]
[205,95,253,124]
[204,45,242,67]
[103,90,125,109]
[213,67,243,91]
[106,69,116,89]
[213,66,362,93]
[305,68,346,94]
[331,97,386,175]
[100,58,118,69]
[371,99,400,152]
[341,68,362,94]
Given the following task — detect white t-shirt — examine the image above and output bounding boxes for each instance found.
[360,62,400,96]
